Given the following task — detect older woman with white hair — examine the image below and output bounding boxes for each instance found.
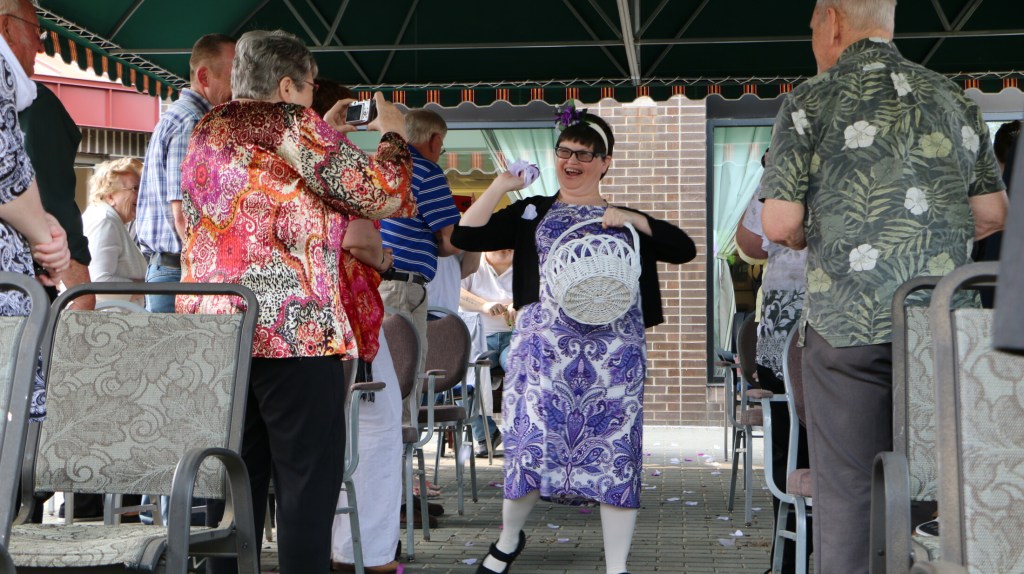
[179,29,415,574]
[81,157,147,305]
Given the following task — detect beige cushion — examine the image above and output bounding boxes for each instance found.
[905,307,938,501]
[951,310,1024,573]
[0,316,25,418]
[745,388,774,400]
[402,426,419,444]
[9,523,212,569]
[419,405,466,423]
[739,407,763,426]
[36,312,243,499]
[787,469,813,497]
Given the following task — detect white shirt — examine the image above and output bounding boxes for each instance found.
[82,203,148,303]
[426,254,462,313]
[461,258,514,335]
[742,193,806,292]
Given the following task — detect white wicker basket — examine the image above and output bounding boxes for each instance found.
[543,217,641,325]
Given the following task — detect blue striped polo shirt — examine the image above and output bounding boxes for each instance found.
[381,146,461,281]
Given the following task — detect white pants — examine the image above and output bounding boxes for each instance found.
[331,327,404,566]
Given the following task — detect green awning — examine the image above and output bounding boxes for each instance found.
[36,0,1024,103]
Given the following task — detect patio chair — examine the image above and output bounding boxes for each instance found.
[728,313,761,524]
[420,307,478,516]
[7,282,259,574]
[0,273,50,574]
[468,348,502,463]
[714,347,739,461]
[909,262,1024,574]
[335,361,387,574]
[870,276,943,574]
[382,308,430,560]
[754,328,813,574]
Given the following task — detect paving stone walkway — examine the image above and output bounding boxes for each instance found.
[261,426,780,573]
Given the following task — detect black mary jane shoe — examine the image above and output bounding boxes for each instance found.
[475,530,527,573]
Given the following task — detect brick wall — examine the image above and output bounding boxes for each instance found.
[592,97,722,426]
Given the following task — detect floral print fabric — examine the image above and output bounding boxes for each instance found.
[178,101,414,359]
[761,38,1005,347]
[339,218,384,362]
[502,201,645,508]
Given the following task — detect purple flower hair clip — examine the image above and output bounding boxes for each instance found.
[555,103,587,130]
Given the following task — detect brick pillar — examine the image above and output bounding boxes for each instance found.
[593,97,711,426]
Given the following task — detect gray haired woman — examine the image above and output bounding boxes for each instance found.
[178,30,416,574]
[81,158,147,305]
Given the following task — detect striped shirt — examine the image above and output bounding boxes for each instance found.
[381,146,460,281]
[135,89,212,258]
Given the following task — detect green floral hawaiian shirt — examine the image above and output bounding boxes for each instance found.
[761,38,1005,348]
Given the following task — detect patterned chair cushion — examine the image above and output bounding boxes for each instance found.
[35,311,244,499]
[905,307,938,501]
[952,309,1024,574]
[9,523,212,569]
[0,316,25,419]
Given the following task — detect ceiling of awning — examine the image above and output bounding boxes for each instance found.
[35,0,1024,104]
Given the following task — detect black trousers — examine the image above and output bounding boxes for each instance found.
[207,356,349,574]
[802,327,892,574]
[757,364,813,573]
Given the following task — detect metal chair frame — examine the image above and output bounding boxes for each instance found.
[0,273,50,574]
[9,282,259,574]
[728,313,761,524]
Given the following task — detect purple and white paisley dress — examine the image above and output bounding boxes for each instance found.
[502,201,646,508]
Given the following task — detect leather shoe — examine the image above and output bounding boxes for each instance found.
[405,497,444,516]
[399,508,438,529]
[331,560,401,572]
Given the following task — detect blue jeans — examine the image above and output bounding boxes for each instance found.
[145,263,180,313]
[469,331,512,442]
[486,332,512,372]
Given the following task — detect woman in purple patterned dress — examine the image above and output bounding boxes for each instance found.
[452,109,695,574]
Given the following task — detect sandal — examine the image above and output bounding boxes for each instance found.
[412,480,443,498]
[475,530,526,574]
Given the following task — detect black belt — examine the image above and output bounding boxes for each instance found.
[380,268,426,285]
[149,252,181,268]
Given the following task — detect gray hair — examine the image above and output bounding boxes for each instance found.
[405,110,447,145]
[88,157,143,205]
[816,0,896,33]
[231,30,317,100]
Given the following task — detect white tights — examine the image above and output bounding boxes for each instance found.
[482,491,639,574]
[600,503,638,573]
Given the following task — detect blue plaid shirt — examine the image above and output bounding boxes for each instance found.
[135,89,212,257]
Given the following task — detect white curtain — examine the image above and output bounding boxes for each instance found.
[482,128,558,199]
[711,126,771,352]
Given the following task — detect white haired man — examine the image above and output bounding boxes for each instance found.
[761,1,1008,572]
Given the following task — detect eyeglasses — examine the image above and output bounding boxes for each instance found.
[1,12,46,43]
[300,79,319,93]
[440,147,447,156]
[555,146,603,163]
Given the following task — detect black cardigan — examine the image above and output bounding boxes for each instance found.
[451,195,697,328]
